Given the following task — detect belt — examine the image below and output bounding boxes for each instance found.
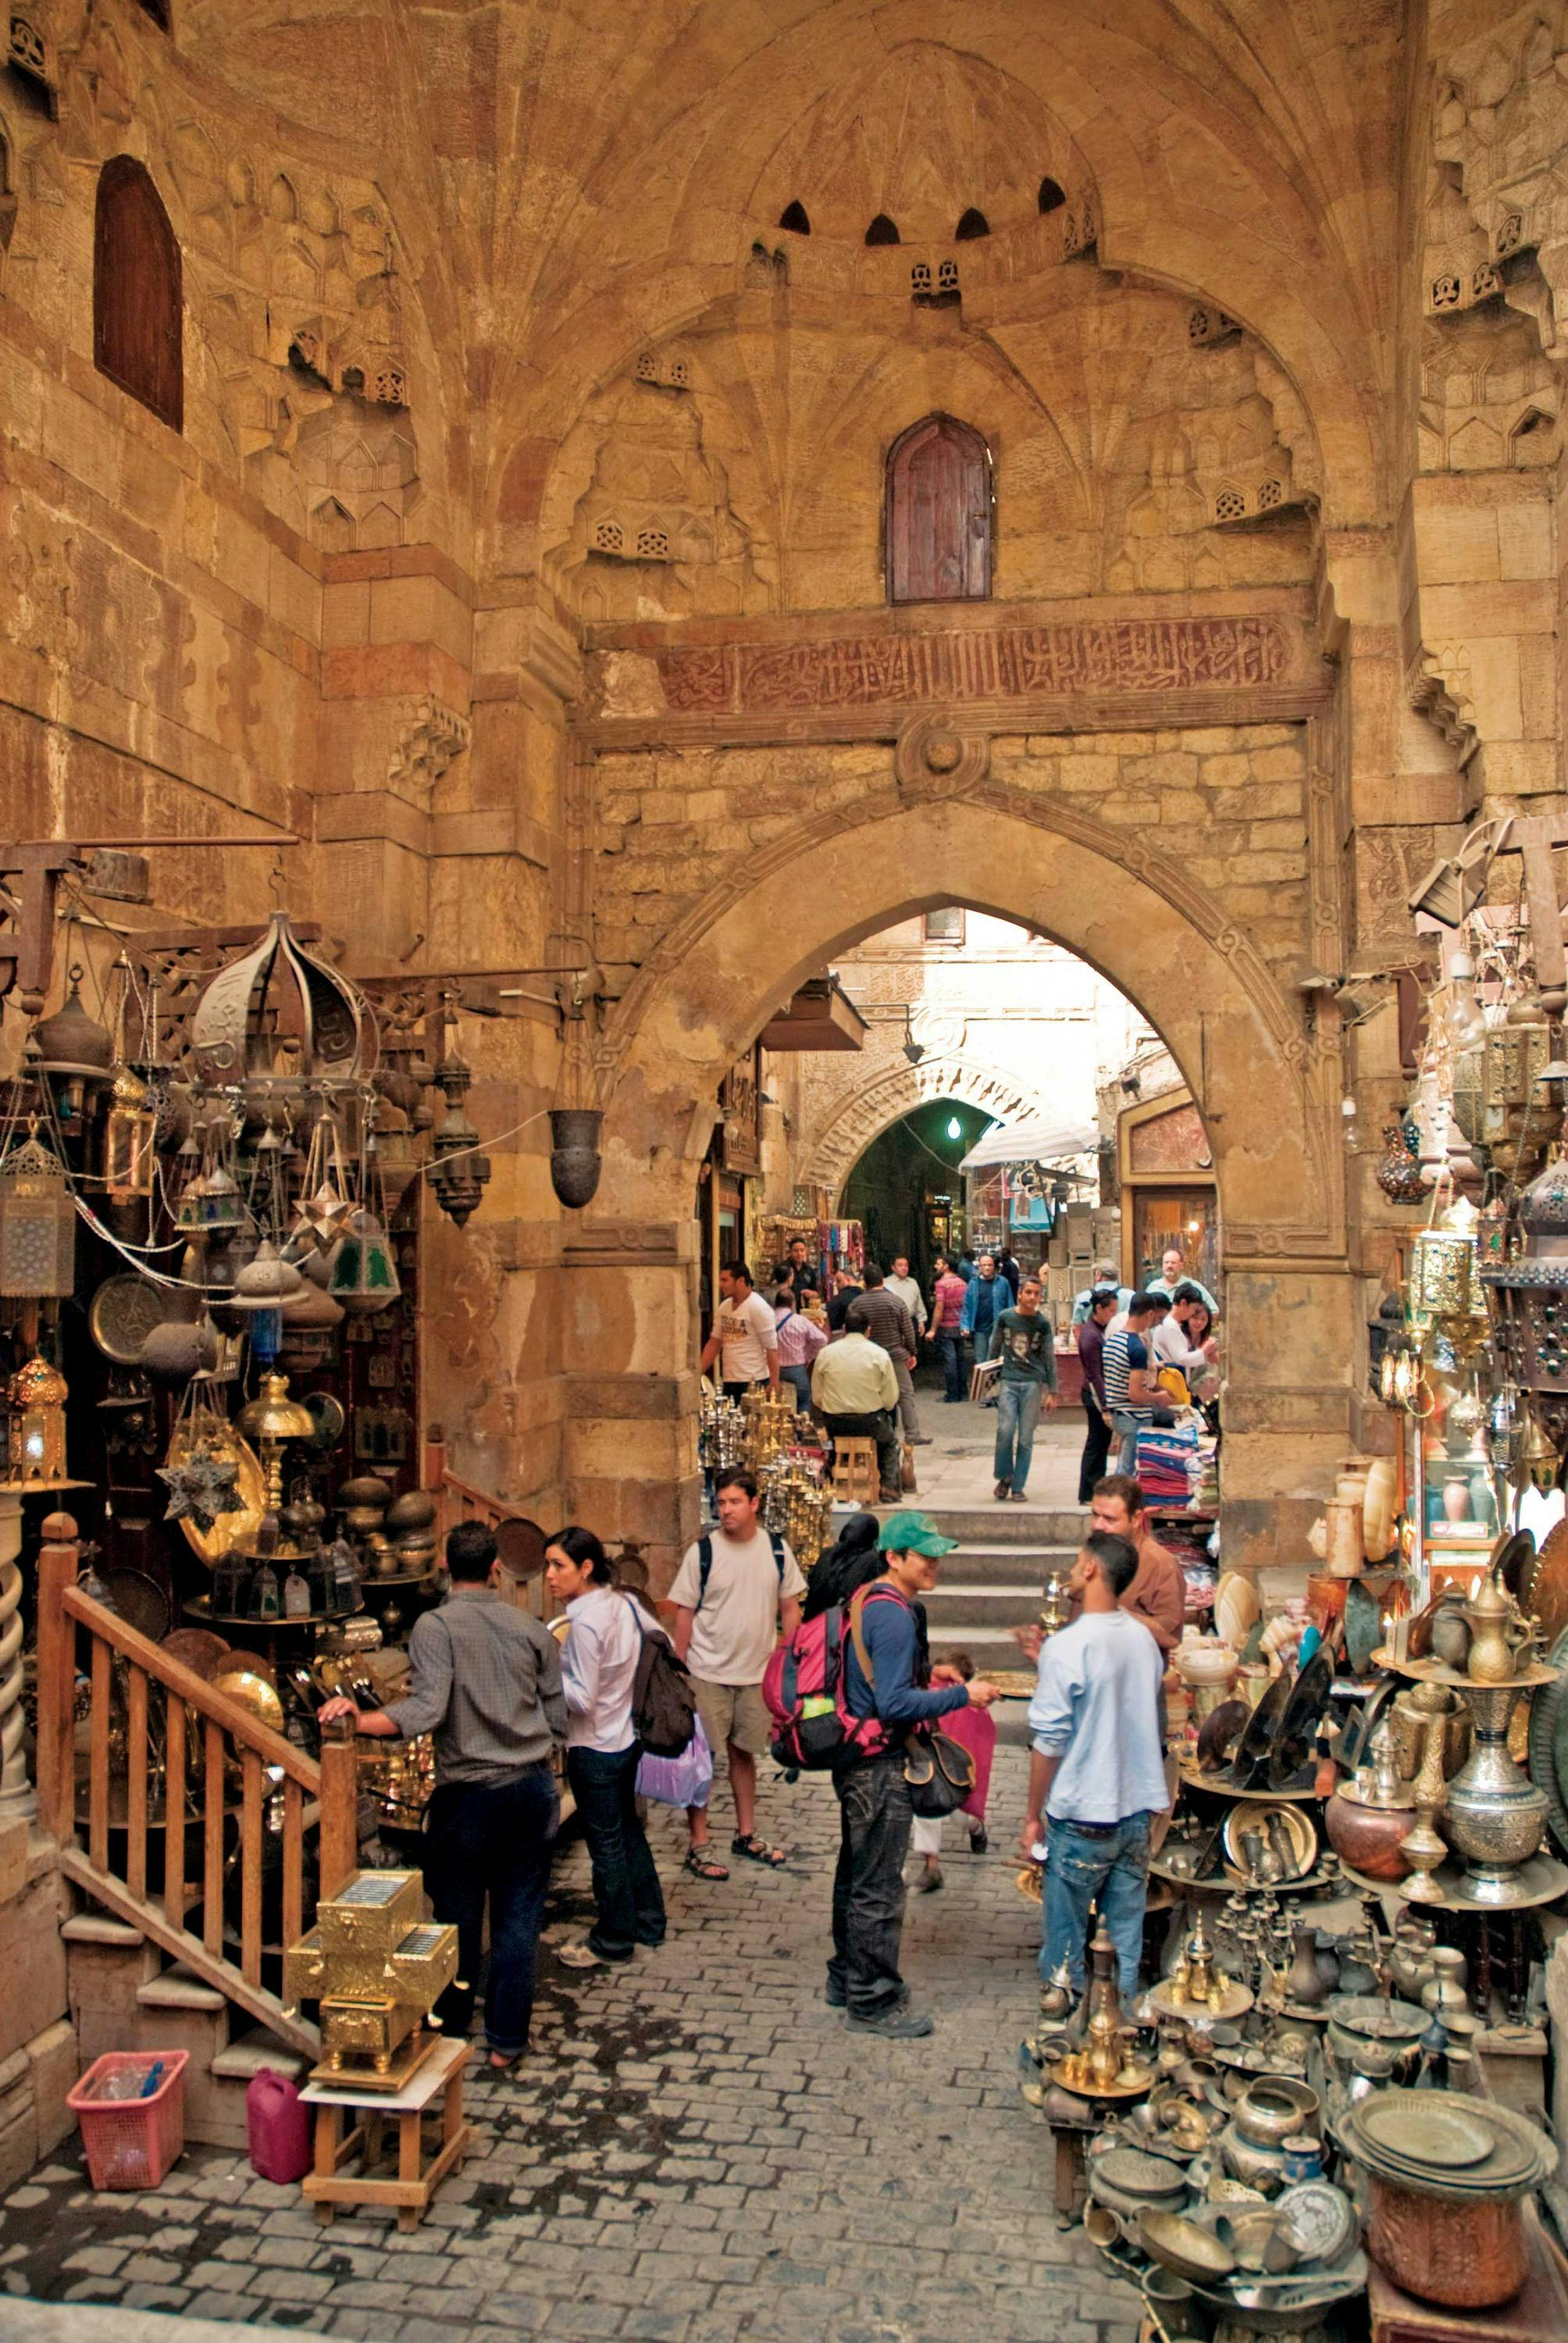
[1053,1817,1122,1836]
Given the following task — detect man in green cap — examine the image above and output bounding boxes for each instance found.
[829,1510,1001,2038]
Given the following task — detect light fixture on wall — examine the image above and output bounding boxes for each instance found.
[946,1116,962,1140]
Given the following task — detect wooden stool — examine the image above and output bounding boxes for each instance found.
[830,1436,879,1505]
[301,2035,470,2232]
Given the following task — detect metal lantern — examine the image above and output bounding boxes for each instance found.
[1409,1198,1484,1331]
[105,1066,157,1201]
[428,1051,490,1229]
[189,910,369,1097]
[1483,1155,1568,1390]
[30,973,114,1121]
[0,1130,77,1298]
[326,1210,401,1315]
[176,1165,250,1236]
[5,1353,68,1483]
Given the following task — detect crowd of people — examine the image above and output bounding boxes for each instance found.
[318,1460,1185,2056]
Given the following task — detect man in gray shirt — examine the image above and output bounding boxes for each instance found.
[850,1264,926,1444]
[319,1519,566,2071]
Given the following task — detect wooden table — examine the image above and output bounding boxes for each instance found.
[301,2035,470,2231]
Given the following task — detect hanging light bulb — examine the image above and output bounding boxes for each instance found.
[1341,1093,1359,1152]
[1443,950,1487,1050]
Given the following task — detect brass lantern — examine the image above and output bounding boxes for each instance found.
[326,1209,401,1316]
[1484,1155,1568,1391]
[5,1353,69,1483]
[0,1129,77,1299]
[105,1067,157,1202]
[1409,1195,1484,1331]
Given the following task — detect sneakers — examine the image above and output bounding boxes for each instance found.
[825,1980,847,2009]
[846,2002,935,2040]
[915,1865,943,1893]
[556,1941,608,1970]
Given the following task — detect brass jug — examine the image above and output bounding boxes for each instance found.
[1463,1575,1531,1685]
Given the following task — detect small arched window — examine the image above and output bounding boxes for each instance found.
[864,213,900,246]
[94,156,181,430]
[1037,176,1066,215]
[779,201,810,235]
[955,208,989,241]
[885,413,992,604]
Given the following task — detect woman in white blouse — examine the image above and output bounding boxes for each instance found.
[545,1528,666,1971]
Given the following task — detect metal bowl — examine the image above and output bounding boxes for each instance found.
[1137,2208,1238,2285]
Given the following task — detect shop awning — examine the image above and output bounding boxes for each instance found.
[759,977,867,1053]
[957,1117,1098,1173]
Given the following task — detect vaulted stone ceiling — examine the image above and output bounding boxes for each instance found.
[166,0,1403,544]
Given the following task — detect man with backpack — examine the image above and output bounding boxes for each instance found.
[668,1467,806,1880]
[830,1512,1001,2038]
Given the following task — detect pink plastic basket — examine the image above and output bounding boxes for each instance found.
[68,2050,189,2190]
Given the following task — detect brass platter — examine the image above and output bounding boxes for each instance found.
[985,1668,1039,1699]
[165,1419,268,1568]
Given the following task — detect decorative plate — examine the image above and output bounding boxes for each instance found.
[496,1517,547,1583]
[1221,1799,1317,1884]
[1278,2180,1355,2266]
[88,1273,186,1367]
[302,1391,346,1453]
[1357,2095,1494,2168]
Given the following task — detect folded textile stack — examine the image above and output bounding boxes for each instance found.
[1136,1421,1199,1505]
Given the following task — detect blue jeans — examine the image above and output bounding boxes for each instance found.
[937,1331,966,1401]
[993,1378,1044,1493]
[422,1764,558,2057]
[565,1742,665,1960]
[1041,1811,1153,1998]
[829,1753,914,2016]
[780,1364,814,1411]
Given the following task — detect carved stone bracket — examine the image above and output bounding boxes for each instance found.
[388,698,472,797]
[1406,643,1479,769]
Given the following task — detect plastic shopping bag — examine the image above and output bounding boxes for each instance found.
[636,1714,713,1808]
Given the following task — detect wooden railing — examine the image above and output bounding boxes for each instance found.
[425,1432,556,1621]
[35,1514,356,2056]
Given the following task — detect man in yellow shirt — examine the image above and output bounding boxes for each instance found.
[812,1311,901,1500]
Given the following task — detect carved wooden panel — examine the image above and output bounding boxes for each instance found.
[94,156,182,432]
[886,415,991,603]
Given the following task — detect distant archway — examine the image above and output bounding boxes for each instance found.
[803,1054,1057,1201]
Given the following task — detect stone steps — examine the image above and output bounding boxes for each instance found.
[935,1542,1074,1588]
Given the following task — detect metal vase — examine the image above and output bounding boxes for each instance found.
[1441,1680,1548,1900]
[548,1108,604,1209]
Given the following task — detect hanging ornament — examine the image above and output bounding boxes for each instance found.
[428,1050,490,1228]
[105,1065,157,1202]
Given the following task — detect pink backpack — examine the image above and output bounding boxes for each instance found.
[763,1585,901,1770]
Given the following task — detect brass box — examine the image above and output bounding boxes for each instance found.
[315,1868,422,1956]
[283,1926,328,2003]
[319,1994,420,2067]
[388,1921,459,2004]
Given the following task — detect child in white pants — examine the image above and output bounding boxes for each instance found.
[911,1650,993,1892]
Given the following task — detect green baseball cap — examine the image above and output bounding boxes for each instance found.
[878,1509,959,1558]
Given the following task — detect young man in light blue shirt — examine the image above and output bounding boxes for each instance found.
[1022,1529,1168,1999]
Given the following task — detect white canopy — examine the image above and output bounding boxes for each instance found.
[957,1117,1099,1173]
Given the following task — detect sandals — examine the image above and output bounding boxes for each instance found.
[685,1845,729,1881]
[731,1833,786,1869]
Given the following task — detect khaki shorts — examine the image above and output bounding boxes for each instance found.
[693,1678,772,1759]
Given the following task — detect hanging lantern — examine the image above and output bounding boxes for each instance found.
[326,1209,401,1314]
[1409,1195,1483,1331]
[1483,1155,1568,1391]
[428,1051,490,1228]
[226,1240,304,1364]
[189,910,369,1098]
[29,972,114,1122]
[105,1066,157,1202]
[176,1164,250,1236]
[0,1129,77,1298]
[5,1353,69,1483]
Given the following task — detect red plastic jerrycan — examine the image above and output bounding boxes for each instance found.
[246,2066,311,2183]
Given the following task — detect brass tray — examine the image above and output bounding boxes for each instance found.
[985,1668,1038,1699]
[166,1420,267,1569]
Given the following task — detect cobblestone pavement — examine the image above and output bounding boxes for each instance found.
[1,1747,1140,2343]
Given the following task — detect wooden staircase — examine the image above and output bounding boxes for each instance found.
[34,1514,358,2063]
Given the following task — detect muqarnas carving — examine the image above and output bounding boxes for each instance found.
[551,365,774,620]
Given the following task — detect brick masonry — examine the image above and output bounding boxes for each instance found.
[0,1749,1139,2343]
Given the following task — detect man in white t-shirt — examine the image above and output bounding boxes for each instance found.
[698,1262,781,1400]
[668,1467,806,1880]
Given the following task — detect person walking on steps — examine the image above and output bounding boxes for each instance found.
[317,1520,565,2074]
[829,1511,1001,2038]
[668,1467,806,1881]
[989,1273,1060,1501]
[545,1527,666,1972]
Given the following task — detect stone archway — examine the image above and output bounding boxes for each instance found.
[802,1055,1059,1204]
[568,786,1352,1572]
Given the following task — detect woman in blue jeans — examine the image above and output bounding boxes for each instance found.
[546,1528,666,1970]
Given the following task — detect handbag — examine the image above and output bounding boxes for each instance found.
[846,1589,977,1815]
[902,1728,976,1817]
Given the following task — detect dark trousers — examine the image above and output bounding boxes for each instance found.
[824,1410,900,1494]
[1078,1393,1112,1503]
[829,1752,914,2015]
[565,1742,666,1960]
[422,1764,558,2058]
[937,1330,966,1401]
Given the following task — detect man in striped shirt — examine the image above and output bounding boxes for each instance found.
[1102,1293,1166,1475]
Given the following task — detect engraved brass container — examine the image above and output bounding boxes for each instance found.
[287,1868,458,2088]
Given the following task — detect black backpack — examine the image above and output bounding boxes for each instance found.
[626,1599,698,1759]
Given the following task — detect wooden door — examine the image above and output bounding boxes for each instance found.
[886,414,991,602]
[94,156,183,431]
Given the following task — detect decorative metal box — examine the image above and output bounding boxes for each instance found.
[287,1869,457,2089]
